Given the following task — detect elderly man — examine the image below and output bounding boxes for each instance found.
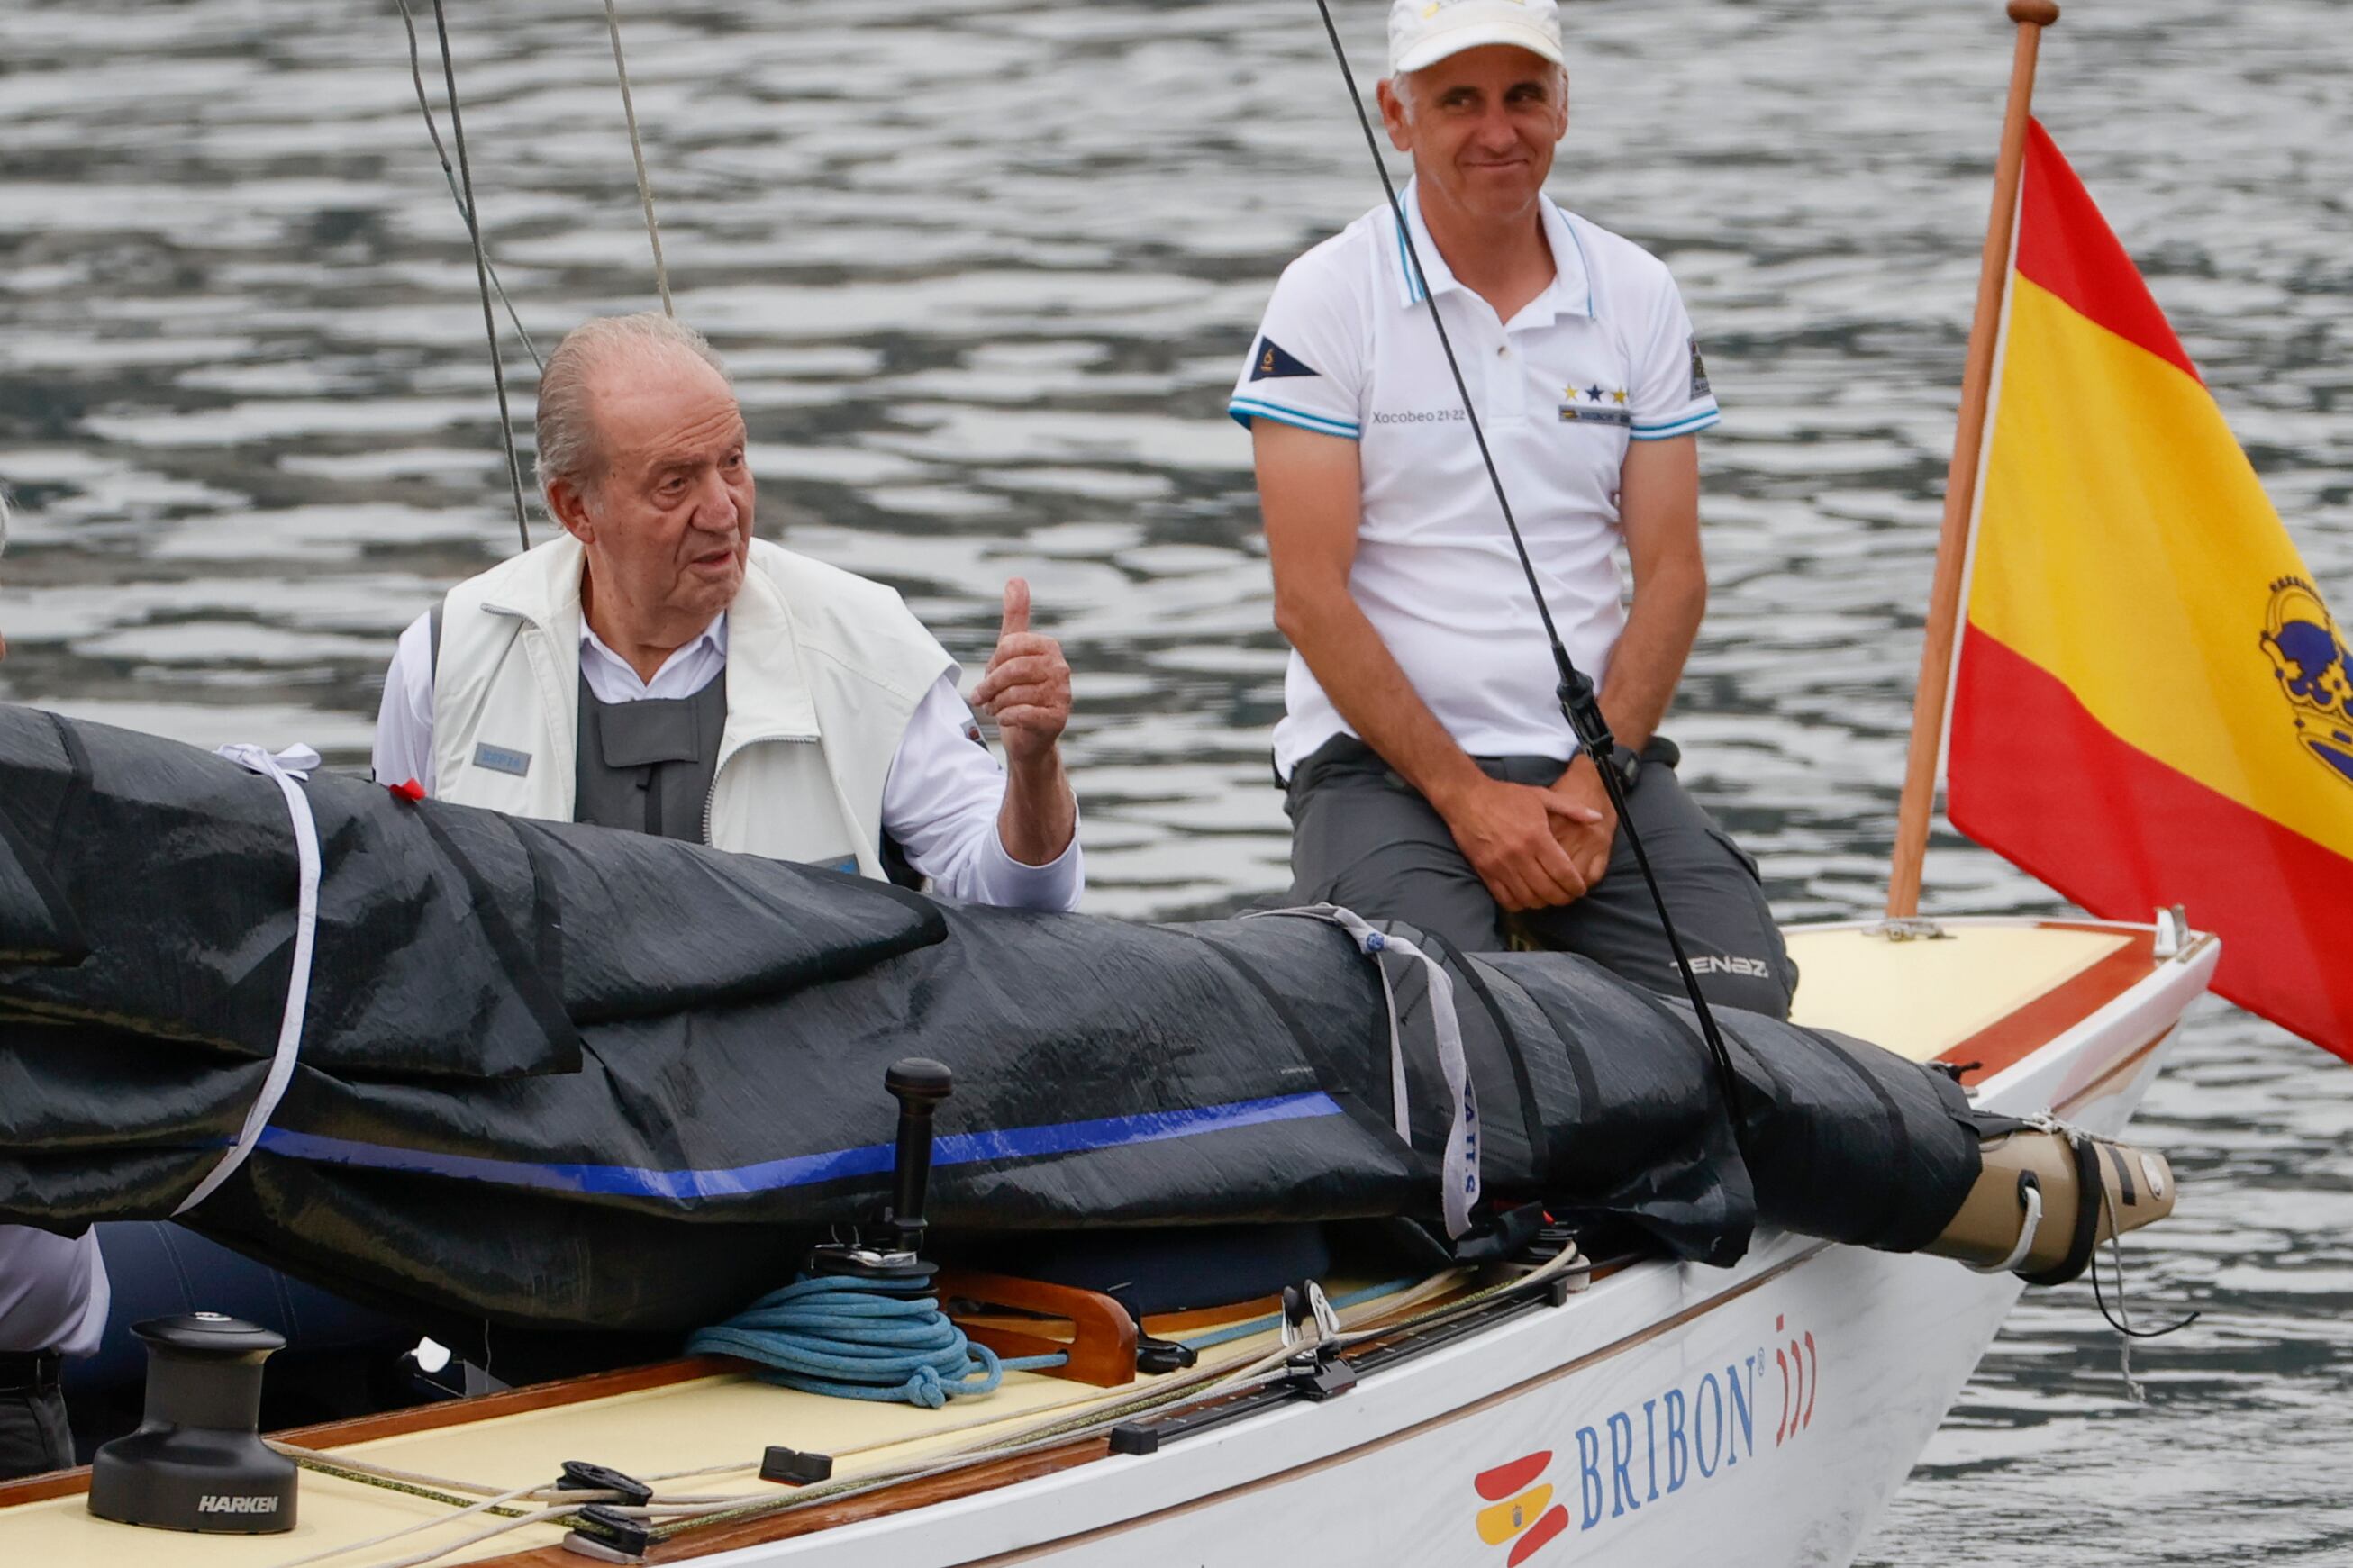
[1231,0,1793,1015]
[376,313,1081,908]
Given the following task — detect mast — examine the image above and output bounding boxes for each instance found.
[1885,0,2059,920]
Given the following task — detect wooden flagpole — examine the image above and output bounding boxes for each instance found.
[1885,0,2060,920]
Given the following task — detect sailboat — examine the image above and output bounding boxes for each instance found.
[1,2,2342,1564]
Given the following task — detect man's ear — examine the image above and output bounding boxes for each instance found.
[1376,77,1413,153]
[546,477,594,543]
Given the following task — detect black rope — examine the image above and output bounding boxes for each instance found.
[2088,1153,2201,1342]
[428,0,534,554]
[392,0,541,372]
[2090,1243,2200,1340]
[1306,0,1749,1128]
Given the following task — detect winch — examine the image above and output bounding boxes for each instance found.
[86,1312,297,1534]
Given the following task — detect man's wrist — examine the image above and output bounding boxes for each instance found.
[998,749,1077,866]
[1004,747,1066,791]
[1419,756,1491,817]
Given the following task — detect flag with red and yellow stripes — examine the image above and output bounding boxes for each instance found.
[1948,120,2353,1059]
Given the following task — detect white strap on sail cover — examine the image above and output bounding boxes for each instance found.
[1248,904,1480,1237]
[175,743,323,1215]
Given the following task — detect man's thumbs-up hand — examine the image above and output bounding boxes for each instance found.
[969,577,1071,766]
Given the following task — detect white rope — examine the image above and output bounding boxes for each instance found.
[601,0,673,316]
[1246,905,1481,1237]
[1967,1179,2043,1275]
[389,0,542,372]
[175,744,323,1215]
[250,1264,1530,1568]
[423,0,533,554]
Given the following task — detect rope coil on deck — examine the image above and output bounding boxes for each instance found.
[686,1274,1066,1408]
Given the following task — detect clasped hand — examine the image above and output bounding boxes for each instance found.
[1440,756,1619,912]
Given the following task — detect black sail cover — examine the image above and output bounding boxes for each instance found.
[0,707,1985,1334]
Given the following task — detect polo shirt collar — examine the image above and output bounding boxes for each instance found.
[1388,179,1594,324]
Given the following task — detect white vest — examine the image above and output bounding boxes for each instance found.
[431,534,952,877]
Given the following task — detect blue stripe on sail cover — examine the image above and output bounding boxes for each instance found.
[252,1092,1346,1201]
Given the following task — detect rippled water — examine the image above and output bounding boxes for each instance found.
[3,0,2349,1559]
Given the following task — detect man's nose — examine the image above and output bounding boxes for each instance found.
[687,467,736,526]
[1472,103,1519,147]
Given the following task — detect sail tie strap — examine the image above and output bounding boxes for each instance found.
[686,1274,1066,1409]
[175,744,323,1215]
[1246,905,1481,1237]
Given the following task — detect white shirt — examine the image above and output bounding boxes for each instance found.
[0,1226,107,1356]
[1231,184,1721,774]
[373,611,1083,911]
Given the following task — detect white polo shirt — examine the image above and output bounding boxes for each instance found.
[1231,183,1720,774]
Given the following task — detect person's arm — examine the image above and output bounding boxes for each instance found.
[886,584,1082,911]
[1597,435,1706,755]
[371,612,437,793]
[1256,421,1602,912]
[1543,432,1709,884]
[884,672,1083,911]
[967,579,1077,868]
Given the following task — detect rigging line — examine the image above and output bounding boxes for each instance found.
[1305,0,1749,1130]
[428,0,533,554]
[391,0,541,372]
[601,0,674,316]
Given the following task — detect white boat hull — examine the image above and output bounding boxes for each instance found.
[729,926,2210,1568]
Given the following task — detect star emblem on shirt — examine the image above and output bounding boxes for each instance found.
[1612,388,1629,405]
[1585,385,1605,403]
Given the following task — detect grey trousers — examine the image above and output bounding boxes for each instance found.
[1284,735,1798,1019]
[0,1384,72,1481]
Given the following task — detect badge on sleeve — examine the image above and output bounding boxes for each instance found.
[1250,338,1319,381]
[1688,336,1712,399]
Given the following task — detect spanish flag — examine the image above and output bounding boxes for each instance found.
[1948,121,2353,1059]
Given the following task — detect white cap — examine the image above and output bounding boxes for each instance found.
[1387,0,1564,76]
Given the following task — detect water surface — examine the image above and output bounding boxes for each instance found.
[2,2,2348,1559]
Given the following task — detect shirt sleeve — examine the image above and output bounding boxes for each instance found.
[1627,269,1722,442]
[371,611,438,793]
[880,674,1084,912]
[1228,253,1365,440]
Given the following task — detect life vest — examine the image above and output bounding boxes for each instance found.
[429,533,952,877]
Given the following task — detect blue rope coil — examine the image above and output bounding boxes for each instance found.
[686,1273,1066,1409]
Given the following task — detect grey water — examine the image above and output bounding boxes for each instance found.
[1,0,2348,1559]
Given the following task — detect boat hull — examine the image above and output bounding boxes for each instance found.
[733,924,2212,1567]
